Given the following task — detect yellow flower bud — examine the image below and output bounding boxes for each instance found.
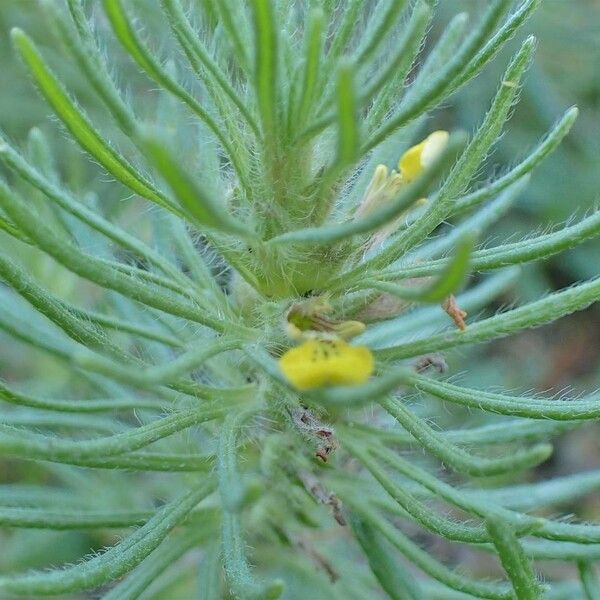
[329,319,366,339]
[278,339,374,391]
[398,130,449,182]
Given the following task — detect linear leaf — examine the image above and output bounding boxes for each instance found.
[0,136,188,284]
[379,396,551,477]
[364,2,432,124]
[366,234,473,302]
[486,514,543,599]
[340,438,492,543]
[363,0,512,152]
[101,0,248,187]
[382,209,600,282]
[406,373,600,421]
[355,0,409,67]
[10,28,177,213]
[0,402,232,462]
[351,514,424,600]
[0,182,232,332]
[0,481,215,596]
[578,562,600,600]
[377,277,600,359]
[49,0,136,134]
[74,337,239,388]
[0,507,152,529]
[335,62,359,168]
[103,530,205,600]
[348,502,512,599]
[142,134,252,237]
[456,106,578,213]
[0,379,163,413]
[160,0,259,136]
[251,0,278,141]
[293,8,325,130]
[218,409,284,600]
[415,177,528,260]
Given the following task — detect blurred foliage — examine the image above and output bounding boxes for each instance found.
[0,0,598,597]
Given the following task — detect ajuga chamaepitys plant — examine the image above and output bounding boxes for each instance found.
[0,0,599,598]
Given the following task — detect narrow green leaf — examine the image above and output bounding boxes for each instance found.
[350,419,574,449]
[522,541,600,562]
[355,0,409,67]
[381,208,600,282]
[417,177,528,260]
[0,252,127,360]
[324,0,362,66]
[0,211,29,243]
[0,402,232,462]
[212,0,252,73]
[339,438,491,543]
[103,530,205,600]
[379,396,551,477]
[10,28,176,214]
[351,515,423,600]
[251,0,278,140]
[363,1,432,122]
[0,507,152,530]
[456,106,578,213]
[0,136,192,285]
[142,134,252,237]
[0,379,164,413]
[346,502,513,600]
[452,0,543,93]
[366,234,473,303]
[336,60,360,167]
[0,480,215,596]
[0,182,232,332]
[294,8,325,130]
[402,11,468,105]
[377,276,600,359]
[360,269,520,347]
[65,304,185,348]
[47,0,136,135]
[198,544,223,600]
[406,373,600,421]
[369,444,545,535]
[160,0,260,136]
[218,409,284,600]
[73,337,240,388]
[370,444,600,547]
[465,471,600,513]
[486,514,543,600]
[363,0,512,152]
[101,0,250,190]
[0,412,125,435]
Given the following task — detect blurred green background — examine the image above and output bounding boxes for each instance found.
[0,0,598,589]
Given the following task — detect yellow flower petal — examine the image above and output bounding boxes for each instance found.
[398,130,449,182]
[278,339,374,391]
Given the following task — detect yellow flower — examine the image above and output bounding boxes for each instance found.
[356,164,403,218]
[356,130,448,219]
[398,130,449,182]
[278,339,374,391]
